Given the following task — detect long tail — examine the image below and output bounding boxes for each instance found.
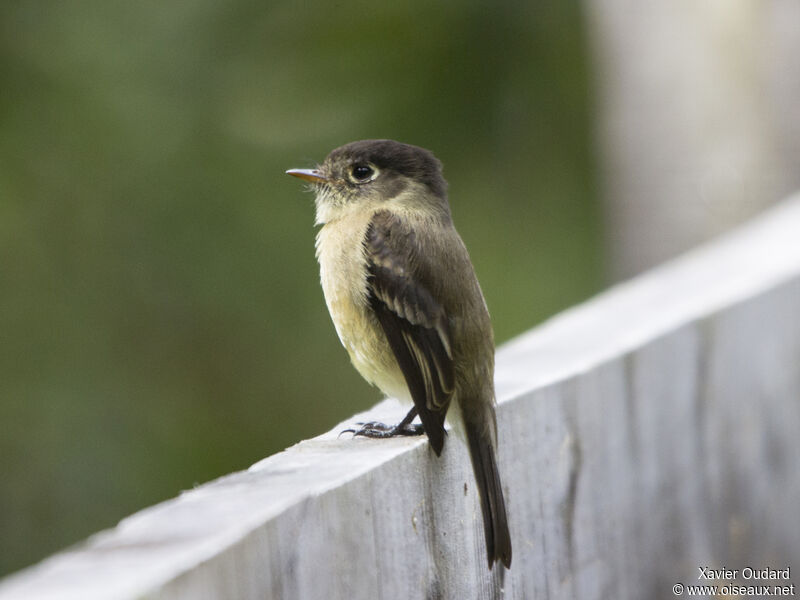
[464,415,512,569]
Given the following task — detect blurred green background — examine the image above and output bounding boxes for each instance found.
[0,0,601,576]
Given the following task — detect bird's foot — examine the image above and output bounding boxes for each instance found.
[341,420,425,439]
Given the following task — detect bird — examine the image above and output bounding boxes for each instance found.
[286,139,512,569]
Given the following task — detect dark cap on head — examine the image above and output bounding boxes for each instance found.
[327,139,447,199]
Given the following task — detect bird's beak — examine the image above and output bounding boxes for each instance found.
[286,168,328,184]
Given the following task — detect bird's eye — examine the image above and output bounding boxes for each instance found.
[350,164,376,183]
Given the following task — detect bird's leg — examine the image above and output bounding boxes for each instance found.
[341,406,424,438]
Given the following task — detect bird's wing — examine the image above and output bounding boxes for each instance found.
[364,210,455,455]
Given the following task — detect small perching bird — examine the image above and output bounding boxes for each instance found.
[287,139,512,569]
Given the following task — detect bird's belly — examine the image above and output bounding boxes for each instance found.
[342,317,410,404]
[316,217,411,404]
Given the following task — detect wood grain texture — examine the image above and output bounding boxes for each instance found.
[1,195,800,599]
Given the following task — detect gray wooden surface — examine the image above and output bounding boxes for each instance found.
[585,0,800,279]
[1,195,799,599]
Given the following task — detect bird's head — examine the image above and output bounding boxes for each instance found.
[287,139,449,224]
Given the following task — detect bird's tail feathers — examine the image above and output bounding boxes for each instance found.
[464,413,512,569]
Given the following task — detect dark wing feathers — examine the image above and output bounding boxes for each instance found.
[365,209,512,568]
[364,211,454,455]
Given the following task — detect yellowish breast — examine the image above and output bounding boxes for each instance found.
[314,213,410,403]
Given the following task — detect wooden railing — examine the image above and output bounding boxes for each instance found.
[1,195,799,599]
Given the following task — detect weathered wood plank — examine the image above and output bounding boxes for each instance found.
[1,195,799,599]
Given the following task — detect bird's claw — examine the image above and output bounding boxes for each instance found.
[340,420,425,439]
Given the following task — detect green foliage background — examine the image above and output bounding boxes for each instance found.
[0,0,601,575]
